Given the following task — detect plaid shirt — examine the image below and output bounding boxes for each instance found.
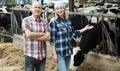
[50,17,73,56]
[22,15,49,60]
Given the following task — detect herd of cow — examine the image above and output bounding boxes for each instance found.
[0,2,120,71]
[0,8,30,42]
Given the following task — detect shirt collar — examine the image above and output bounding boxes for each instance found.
[57,17,65,21]
[31,15,41,22]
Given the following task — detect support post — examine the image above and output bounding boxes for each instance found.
[69,0,74,12]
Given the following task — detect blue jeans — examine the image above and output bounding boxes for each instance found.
[57,54,71,71]
[24,55,46,71]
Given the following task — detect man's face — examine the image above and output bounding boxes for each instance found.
[31,2,42,16]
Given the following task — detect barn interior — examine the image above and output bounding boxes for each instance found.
[0,0,120,71]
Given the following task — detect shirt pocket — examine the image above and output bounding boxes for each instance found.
[57,24,67,31]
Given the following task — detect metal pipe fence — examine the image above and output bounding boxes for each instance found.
[0,7,120,56]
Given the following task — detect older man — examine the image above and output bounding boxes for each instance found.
[22,1,50,71]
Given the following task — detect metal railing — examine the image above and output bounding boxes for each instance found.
[43,9,120,56]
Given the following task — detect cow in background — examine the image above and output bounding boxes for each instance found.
[0,13,11,31]
[0,13,13,42]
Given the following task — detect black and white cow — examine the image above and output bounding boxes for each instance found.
[69,8,120,70]
[0,13,13,42]
[69,14,105,67]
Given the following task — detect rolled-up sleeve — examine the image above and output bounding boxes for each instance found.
[50,21,56,45]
